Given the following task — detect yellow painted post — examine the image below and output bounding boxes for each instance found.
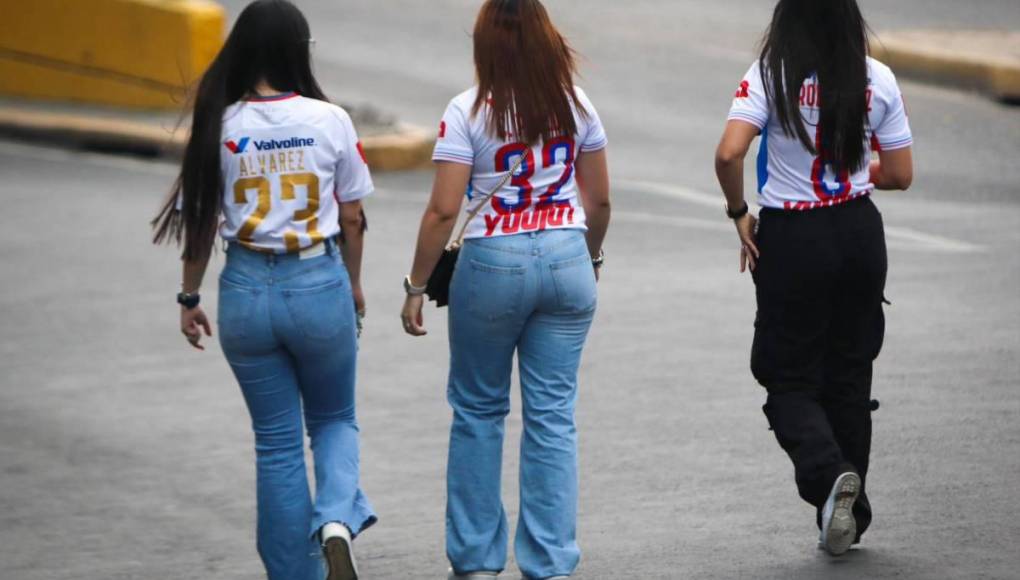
[0,0,225,109]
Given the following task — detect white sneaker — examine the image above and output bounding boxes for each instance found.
[819,472,861,556]
[322,523,358,580]
[447,569,499,579]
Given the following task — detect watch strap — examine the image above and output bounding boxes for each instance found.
[177,292,201,309]
[726,202,749,220]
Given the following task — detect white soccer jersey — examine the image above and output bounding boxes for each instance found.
[432,86,608,239]
[728,57,913,210]
[216,93,373,252]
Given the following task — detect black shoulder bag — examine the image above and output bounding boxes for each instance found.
[425,154,526,307]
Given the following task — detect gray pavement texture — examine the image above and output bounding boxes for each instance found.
[1,1,1019,579]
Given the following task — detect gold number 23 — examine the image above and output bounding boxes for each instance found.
[232,172,323,252]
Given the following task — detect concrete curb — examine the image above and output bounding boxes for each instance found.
[0,107,435,172]
[871,31,1020,101]
[0,0,224,109]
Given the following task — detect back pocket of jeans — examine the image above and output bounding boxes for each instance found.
[218,278,257,341]
[550,254,597,314]
[467,260,525,322]
[283,278,351,340]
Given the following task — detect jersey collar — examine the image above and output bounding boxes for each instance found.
[245,92,299,102]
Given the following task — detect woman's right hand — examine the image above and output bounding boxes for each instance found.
[181,306,212,350]
[401,294,427,337]
[735,213,759,273]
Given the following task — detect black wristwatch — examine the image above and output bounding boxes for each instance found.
[726,202,749,220]
[592,249,605,269]
[177,292,201,309]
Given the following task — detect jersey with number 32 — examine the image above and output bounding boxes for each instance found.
[217,94,373,253]
[433,86,608,239]
[728,57,912,210]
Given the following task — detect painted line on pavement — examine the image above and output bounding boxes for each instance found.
[0,141,989,254]
[0,139,179,176]
[617,178,985,254]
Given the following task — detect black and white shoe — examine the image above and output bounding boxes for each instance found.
[322,523,358,580]
[819,472,861,556]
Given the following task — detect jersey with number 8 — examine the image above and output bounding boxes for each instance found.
[433,86,608,239]
[215,93,373,253]
[728,57,913,211]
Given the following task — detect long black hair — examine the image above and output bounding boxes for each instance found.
[760,0,870,173]
[152,0,327,260]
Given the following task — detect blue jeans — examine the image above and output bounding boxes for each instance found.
[218,239,376,580]
[446,229,597,580]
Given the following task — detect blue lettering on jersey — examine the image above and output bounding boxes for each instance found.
[252,137,316,151]
[226,136,315,154]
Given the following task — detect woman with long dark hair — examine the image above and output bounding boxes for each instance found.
[152,1,375,578]
[715,0,913,557]
[400,1,611,578]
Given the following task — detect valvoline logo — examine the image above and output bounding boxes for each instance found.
[225,137,249,154]
[225,136,315,154]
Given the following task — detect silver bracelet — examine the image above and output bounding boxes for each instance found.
[404,275,427,296]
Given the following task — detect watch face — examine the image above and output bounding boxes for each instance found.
[177,293,200,307]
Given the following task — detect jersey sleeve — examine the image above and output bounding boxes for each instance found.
[333,108,374,203]
[727,62,770,130]
[871,65,913,151]
[575,87,608,153]
[433,99,474,165]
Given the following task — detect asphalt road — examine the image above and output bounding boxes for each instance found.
[1,1,1019,579]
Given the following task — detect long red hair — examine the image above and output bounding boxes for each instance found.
[472,0,586,145]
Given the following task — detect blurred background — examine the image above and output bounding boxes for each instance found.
[1,1,1018,578]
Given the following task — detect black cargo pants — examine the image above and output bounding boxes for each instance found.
[750,195,887,540]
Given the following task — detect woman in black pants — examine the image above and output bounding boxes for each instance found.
[714,0,914,556]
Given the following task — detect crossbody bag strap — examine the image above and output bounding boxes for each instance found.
[450,152,527,248]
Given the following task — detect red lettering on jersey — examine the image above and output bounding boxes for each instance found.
[356,141,368,163]
[484,213,501,237]
[439,121,446,139]
[865,88,873,112]
[735,80,750,99]
[503,212,522,235]
[799,83,820,108]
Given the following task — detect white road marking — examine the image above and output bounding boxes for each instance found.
[617,179,725,210]
[613,211,731,233]
[0,141,990,254]
[0,139,179,176]
[616,179,985,254]
[882,226,985,254]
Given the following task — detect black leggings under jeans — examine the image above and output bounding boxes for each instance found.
[751,195,887,540]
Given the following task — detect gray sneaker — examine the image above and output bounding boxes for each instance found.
[448,570,499,579]
[819,471,861,556]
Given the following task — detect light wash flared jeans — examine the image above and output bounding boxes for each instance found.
[218,239,376,580]
[446,229,597,580]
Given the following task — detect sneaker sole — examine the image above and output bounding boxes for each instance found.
[822,472,860,557]
[324,537,357,580]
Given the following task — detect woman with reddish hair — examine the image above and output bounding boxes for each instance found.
[400,1,611,578]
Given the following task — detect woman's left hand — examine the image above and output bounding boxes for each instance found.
[352,283,366,317]
[181,305,212,350]
[401,294,427,336]
[735,213,760,273]
[351,284,367,338]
